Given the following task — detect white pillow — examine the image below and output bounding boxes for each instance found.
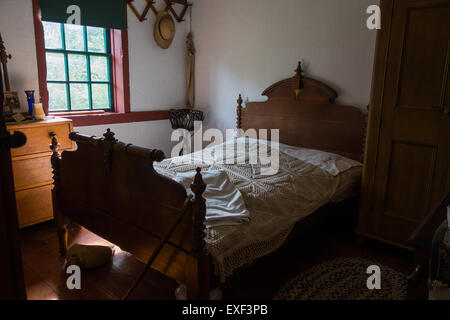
[229,137,362,176]
[279,146,362,176]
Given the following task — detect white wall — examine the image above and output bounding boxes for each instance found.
[0,0,186,154]
[192,0,378,133]
[1,0,379,152]
[74,120,174,156]
[0,0,40,110]
[127,0,186,110]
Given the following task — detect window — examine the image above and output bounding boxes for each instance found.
[43,22,113,112]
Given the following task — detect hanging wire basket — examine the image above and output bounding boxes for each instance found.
[169,109,204,132]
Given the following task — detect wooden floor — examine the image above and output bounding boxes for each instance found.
[20,218,428,300]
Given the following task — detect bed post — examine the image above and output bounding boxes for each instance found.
[186,168,210,300]
[50,133,69,256]
[236,94,243,129]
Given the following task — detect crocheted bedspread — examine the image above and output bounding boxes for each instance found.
[154,139,361,281]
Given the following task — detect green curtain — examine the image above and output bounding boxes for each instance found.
[39,0,127,30]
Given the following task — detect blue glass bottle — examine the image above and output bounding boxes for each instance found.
[25,90,35,116]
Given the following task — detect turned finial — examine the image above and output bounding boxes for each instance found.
[194,167,203,184]
[150,149,166,162]
[295,61,304,77]
[49,132,61,190]
[102,129,117,174]
[191,167,206,201]
[237,94,243,107]
[236,94,243,129]
[190,167,207,257]
[49,132,60,156]
[295,61,304,94]
[103,128,117,143]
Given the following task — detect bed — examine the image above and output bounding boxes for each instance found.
[50,62,366,299]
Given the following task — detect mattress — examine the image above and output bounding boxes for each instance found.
[154,138,362,281]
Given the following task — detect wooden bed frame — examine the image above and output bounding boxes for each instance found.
[51,62,365,300]
[237,62,365,162]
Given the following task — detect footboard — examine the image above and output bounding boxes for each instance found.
[50,129,209,299]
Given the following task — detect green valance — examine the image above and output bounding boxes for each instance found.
[39,0,127,30]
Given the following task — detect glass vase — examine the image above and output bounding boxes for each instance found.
[25,90,35,116]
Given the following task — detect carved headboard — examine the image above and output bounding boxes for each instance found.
[236,62,365,162]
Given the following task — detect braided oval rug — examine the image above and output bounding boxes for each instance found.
[274,257,407,300]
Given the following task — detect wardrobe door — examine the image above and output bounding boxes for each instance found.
[358,0,450,247]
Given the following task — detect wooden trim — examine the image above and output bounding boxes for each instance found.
[66,110,170,127]
[32,0,48,114]
[6,117,73,129]
[49,110,105,116]
[110,28,131,113]
[357,0,395,233]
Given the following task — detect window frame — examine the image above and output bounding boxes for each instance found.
[32,0,169,127]
[44,22,115,112]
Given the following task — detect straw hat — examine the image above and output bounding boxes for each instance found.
[154,11,175,49]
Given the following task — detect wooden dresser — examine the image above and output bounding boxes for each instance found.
[6,118,74,228]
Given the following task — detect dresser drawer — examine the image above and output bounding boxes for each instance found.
[9,123,73,157]
[16,185,53,228]
[12,155,52,190]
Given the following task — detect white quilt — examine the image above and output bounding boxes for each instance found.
[155,138,362,281]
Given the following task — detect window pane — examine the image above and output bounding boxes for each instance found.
[46,53,66,81]
[43,22,62,49]
[90,56,109,81]
[68,54,88,81]
[70,84,89,110]
[64,24,85,51]
[48,83,68,111]
[92,84,110,109]
[87,27,106,53]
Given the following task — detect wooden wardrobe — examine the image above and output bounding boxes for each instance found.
[357,0,450,249]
